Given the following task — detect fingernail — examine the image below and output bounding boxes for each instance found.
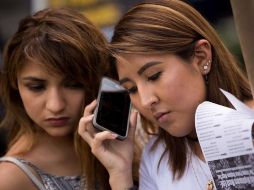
[111,133,118,138]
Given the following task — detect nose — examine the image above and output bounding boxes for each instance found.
[46,88,66,114]
[138,85,158,109]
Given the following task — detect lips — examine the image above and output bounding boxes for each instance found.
[153,111,170,123]
[46,117,70,127]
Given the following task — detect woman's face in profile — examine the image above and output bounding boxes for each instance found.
[116,53,207,137]
[17,61,85,137]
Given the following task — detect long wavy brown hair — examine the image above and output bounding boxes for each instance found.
[1,8,111,190]
[110,0,252,180]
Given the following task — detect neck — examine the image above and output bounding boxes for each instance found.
[186,129,199,142]
[38,132,74,147]
[186,135,199,142]
[32,132,76,160]
[186,131,206,162]
[192,142,205,162]
[9,132,76,160]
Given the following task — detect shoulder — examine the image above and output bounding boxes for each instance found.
[139,136,174,189]
[140,136,168,172]
[142,136,166,160]
[0,161,36,190]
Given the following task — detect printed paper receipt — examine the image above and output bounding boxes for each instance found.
[195,89,254,190]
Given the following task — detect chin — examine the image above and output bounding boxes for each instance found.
[46,128,73,138]
[163,126,190,138]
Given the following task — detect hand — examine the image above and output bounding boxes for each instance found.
[78,100,138,188]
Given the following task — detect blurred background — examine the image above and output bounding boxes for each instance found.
[0,0,245,156]
[0,0,243,64]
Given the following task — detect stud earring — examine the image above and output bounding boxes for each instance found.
[204,60,211,85]
[203,60,211,71]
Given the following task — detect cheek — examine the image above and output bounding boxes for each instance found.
[130,96,153,120]
[168,74,206,114]
[130,96,140,110]
[19,89,39,115]
[67,92,85,112]
[167,66,206,99]
[22,97,42,123]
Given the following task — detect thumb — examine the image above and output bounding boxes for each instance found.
[128,111,138,141]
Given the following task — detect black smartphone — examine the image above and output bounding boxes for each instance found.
[93,77,132,140]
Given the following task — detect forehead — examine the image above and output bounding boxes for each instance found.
[116,53,169,74]
[117,53,161,63]
[18,61,61,79]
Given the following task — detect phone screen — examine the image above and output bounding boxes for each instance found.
[93,77,131,139]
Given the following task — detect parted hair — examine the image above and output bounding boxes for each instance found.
[110,0,252,180]
[1,8,111,190]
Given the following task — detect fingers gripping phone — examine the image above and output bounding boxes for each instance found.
[93,77,132,140]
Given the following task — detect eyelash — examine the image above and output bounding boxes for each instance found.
[26,82,83,92]
[26,84,45,92]
[127,72,162,94]
[148,71,161,81]
[127,86,137,94]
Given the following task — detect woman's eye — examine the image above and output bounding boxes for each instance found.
[65,82,83,89]
[148,72,161,81]
[127,86,137,94]
[26,84,45,91]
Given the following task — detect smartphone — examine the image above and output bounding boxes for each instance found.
[93,77,132,140]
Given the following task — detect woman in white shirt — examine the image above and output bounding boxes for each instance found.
[78,0,253,190]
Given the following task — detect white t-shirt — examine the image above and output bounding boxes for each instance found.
[139,137,214,190]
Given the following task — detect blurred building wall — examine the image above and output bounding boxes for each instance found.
[0,0,242,60]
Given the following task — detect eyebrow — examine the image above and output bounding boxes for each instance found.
[137,61,162,75]
[21,77,45,82]
[119,61,162,84]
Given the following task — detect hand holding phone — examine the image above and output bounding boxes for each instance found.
[93,77,132,140]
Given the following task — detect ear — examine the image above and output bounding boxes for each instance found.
[193,39,212,75]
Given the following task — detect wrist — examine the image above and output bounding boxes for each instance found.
[109,169,133,190]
